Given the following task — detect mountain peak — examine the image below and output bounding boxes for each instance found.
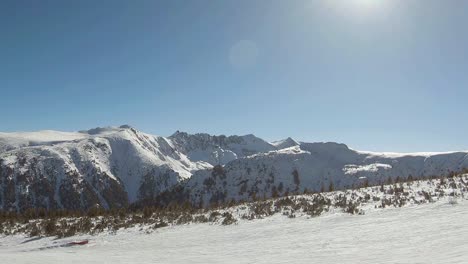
[81,126,121,135]
[271,137,300,149]
[119,124,134,129]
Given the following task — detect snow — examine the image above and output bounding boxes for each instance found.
[185,142,468,205]
[271,137,299,149]
[0,127,213,207]
[356,149,467,158]
[168,132,277,165]
[250,145,309,158]
[0,130,87,152]
[0,130,86,143]
[185,147,238,165]
[2,126,468,210]
[1,200,467,263]
[343,163,393,175]
[2,127,468,262]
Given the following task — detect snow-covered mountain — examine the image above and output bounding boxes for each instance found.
[185,143,468,206]
[271,137,299,149]
[168,131,276,165]
[1,125,467,211]
[0,126,210,211]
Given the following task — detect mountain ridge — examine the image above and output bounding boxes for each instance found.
[1,126,467,211]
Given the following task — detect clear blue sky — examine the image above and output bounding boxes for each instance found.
[1,0,467,152]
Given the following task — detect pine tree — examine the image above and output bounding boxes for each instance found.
[292,169,300,185]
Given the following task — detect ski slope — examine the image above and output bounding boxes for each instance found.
[1,200,467,264]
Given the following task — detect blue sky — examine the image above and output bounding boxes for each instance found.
[1,0,467,152]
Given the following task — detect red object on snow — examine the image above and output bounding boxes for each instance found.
[67,240,89,246]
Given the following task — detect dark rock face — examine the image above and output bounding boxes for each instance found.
[0,157,130,212]
[137,169,180,202]
[0,149,186,212]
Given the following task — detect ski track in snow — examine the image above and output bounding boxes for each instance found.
[1,200,467,264]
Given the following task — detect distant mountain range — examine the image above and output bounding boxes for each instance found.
[1,125,467,211]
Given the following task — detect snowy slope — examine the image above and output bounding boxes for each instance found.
[0,131,87,152]
[1,195,467,264]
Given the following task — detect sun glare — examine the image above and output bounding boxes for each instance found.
[352,0,381,10]
[353,0,377,6]
[322,0,387,17]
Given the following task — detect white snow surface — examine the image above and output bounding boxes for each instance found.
[343,163,393,175]
[1,200,467,263]
[0,130,87,152]
[356,149,468,158]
